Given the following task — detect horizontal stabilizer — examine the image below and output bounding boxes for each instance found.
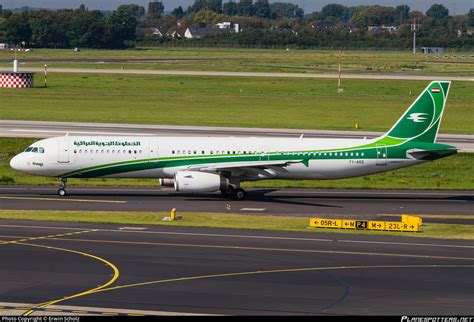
[407,148,458,159]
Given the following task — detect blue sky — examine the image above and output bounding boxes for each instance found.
[1,1,472,15]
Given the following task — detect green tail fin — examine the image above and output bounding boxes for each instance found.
[385,81,450,143]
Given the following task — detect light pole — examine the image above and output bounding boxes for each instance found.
[411,18,418,54]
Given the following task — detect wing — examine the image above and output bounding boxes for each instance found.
[185,160,306,178]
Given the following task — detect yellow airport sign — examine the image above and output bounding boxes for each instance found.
[309,218,342,229]
[402,215,423,226]
[310,217,420,232]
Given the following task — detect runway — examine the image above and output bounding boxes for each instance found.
[2,120,473,152]
[0,220,472,315]
[2,66,473,82]
[1,186,473,222]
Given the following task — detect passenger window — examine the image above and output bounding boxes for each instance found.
[74,150,77,154]
[85,150,88,154]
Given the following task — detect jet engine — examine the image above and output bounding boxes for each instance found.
[159,178,175,187]
[174,171,229,193]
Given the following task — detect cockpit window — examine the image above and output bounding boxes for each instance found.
[24,146,45,153]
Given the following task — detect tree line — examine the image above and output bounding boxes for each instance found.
[0,1,473,50]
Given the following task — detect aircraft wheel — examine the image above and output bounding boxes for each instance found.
[58,189,67,197]
[233,188,246,200]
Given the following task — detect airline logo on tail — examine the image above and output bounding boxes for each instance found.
[407,113,429,123]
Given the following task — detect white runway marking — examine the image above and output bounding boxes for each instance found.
[339,239,474,249]
[9,129,153,136]
[0,224,472,249]
[240,208,267,212]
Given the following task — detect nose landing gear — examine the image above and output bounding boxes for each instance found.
[58,178,67,196]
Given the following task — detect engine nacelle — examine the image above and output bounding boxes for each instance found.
[174,171,228,193]
[159,178,174,187]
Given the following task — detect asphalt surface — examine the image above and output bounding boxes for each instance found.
[1,120,473,152]
[0,186,473,223]
[0,220,473,315]
[2,66,473,82]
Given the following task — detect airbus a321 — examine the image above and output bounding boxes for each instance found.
[10,81,457,200]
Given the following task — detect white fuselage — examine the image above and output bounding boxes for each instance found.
[10,135,421,181]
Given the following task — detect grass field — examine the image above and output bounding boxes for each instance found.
[1,47,474,75]
[0,210,472,240]
[1,137,473,190]
[0,73,472,134]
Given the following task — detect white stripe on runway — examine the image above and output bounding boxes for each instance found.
[9,129,153,136]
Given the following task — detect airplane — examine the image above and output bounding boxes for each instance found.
[10,81,457,200]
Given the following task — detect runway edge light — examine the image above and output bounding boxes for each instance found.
[162,208,183,221]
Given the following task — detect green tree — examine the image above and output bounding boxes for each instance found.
[172,6,184,19]
[0,16,6,41]
[254,0,270,19]
[223,1,238,16]
[270,3,304,19]
[321,4,348,21]
[107,5,138,48]
[468,9,474,26]
[148,1,164,18]
[426,4,449,20]
[395,5,410,25]
[4,12,32,45]
[238,0,255,16]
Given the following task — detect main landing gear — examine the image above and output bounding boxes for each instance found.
[58,178,67,196]
[220,185,246,200]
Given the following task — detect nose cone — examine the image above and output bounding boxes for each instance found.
[10,154,24,172]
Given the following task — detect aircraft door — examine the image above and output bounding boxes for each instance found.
[58,141,70,163]
[259,146,270,161]
[376,145,387,166]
